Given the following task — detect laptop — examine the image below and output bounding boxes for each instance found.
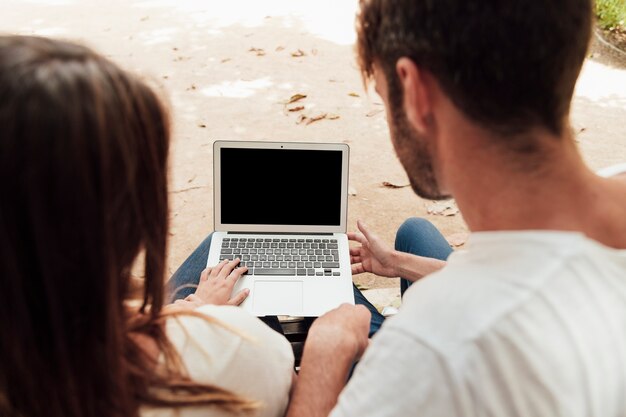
[206,141,355,317]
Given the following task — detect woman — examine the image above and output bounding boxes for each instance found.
[0,36,294,417]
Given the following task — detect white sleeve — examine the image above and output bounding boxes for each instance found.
[330,327,457,417]
[164,305,294,417]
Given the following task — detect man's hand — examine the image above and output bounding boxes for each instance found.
[286,304,371,417]
[177,259,250,308]
[307,303,371,360]
[348,220,398,277]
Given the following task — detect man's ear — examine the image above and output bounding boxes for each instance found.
[396,58,431,134]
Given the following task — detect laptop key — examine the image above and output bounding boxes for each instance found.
[328,244,339,249]
[254,268,296,276]
[322,262,340,268]
[307,269,315,276]
[316,272,323,276]
[314,262,322,268]
[333,272,340,276]
[297,269,306,276]
[221,249,233,254]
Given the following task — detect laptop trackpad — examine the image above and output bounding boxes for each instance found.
[253,281,303,315]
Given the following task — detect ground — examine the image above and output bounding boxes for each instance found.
[3,0,626,310]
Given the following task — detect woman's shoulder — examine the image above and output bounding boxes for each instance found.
[160,305,294,417]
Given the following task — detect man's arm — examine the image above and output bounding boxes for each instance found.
[391,251,447,282]
[286,304,371,417]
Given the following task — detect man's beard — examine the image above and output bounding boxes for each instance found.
[388,104,450,201]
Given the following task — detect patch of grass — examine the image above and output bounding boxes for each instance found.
[596,0,626,31]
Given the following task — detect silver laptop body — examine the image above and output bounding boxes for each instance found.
[207,141,355,316]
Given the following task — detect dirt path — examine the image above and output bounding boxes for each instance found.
[2,0,625,294]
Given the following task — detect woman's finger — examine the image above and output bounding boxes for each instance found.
[200,267,211,281]
[210,259,229,278]
[218,258,240,279]
[227,288,251,306]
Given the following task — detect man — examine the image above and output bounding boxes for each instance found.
[287,0,626,416]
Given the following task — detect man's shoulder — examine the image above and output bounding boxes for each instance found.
[387,231,625,353]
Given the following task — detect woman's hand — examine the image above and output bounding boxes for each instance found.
[347,220,398,278]
[180,259,250,308]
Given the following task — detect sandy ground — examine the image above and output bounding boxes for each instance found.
[2,0,625,303]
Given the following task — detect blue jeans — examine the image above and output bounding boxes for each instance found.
[166,218,451,337]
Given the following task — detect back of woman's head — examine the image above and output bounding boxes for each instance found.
[0,35,170,417]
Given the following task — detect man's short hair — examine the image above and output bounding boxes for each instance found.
[357,0,593,137]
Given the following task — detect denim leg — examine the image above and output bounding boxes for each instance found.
[395,217,453,296]
[166,233,214,303]
[166,233,283,334]
[353,284,386,338]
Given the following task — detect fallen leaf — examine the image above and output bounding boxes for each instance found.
[249,47,266,56]
[172,47,179,51]
[348,92,360,97]
[348,186,358,196]
[220,58,231,63]
[162,75,169,79]
[366,109,384,117]
[306,113,328,125]
[296,114,308,125]
[186,84,197,91]
[446,233,469,247]
[286,93,307,104]
[275,46,285,51]
[140,16,149,21]
[382,181,410,189]
[187,175,197,183]
[291,49,306,57]
[426,201,459,217]
[311,48,318,55]
[327,113,340,120]
[578,127,587,133]
[288,106,305,112]
[198,123,206,128]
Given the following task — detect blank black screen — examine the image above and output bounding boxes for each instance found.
[220,148,343,225]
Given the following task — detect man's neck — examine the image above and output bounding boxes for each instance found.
[441,127,626,249]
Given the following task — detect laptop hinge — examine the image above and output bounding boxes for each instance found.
[228,232,334,235]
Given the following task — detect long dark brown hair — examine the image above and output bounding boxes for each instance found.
[0,36,254,417]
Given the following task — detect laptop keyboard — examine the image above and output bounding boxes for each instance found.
[218,237,342,277]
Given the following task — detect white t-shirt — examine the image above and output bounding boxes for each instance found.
[142,305,294,417]
[331,231,626,417]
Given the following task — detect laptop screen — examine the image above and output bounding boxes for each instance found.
[220,147,343,226]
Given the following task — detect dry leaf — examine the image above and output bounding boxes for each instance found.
[366,109,384,117]
[306,113,328,125]
[348,92,360,97]
[296,114,308,125]
[172,47,179,51]
[288,106,305,112]
[327,114,340,120]
[186,84,197,91]
[275,46,285,51]
[162,75,169,79]
[286,93,307,104]
[198,123,206,128]
[311,48,318,55]
[382,181,410,189]
[221,58,231,63]
[446,233,469,247]
[140,16,149,21]
[348,186,358,196]
[426,201,459,217]
[187,175,197,184]
[291,49,306,57]
[249,47,266,56]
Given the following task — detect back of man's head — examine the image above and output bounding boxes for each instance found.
[357,0,593,137]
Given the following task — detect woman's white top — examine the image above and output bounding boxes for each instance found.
[142,305,294,417]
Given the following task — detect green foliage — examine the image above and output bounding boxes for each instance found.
[596,0,626,31]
